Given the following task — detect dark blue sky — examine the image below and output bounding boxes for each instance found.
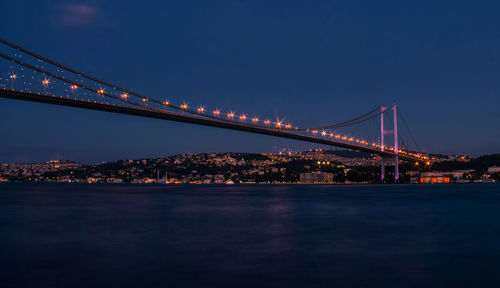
[1,0,499,163]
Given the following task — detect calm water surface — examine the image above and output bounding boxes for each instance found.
[1,183,500,287]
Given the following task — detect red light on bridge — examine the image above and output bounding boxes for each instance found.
[213,109,221,116]
[163,100,169,105]
[312,130,318,134]
[70,85,78,90]
[264,120,271,125]
[252,117,259,123]
[97,89,104,94]
[42,79,50,86]
[239,114,247,121]
[180,103,188,110]
[10,74,17,79]
[227,112,235,119]
[121,93,128,99]
[197,106,205,113]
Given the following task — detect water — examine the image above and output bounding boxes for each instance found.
[1,183,500,287]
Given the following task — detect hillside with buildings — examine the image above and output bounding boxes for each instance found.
[1,151,499,184]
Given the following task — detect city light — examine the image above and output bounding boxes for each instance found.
[121,93,128,99]
[97,89,104,94]
[197,106,205,113]
[42,79,49,86]
[162,100,169,105]
[70,85,78,90]
[180,103,188,110]
[227,112,235,119]
[252,117,259,123]
[9,74,16,79]
[264,120,271,125]
[213,109,221,116]
[239,114,247,121]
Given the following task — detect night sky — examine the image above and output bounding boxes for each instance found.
[1,0,499,163]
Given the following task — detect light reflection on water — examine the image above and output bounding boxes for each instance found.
[1,183,500,287]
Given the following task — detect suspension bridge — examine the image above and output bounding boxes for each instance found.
[0,38,429,183]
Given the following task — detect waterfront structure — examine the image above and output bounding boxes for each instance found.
[300,172,334,184]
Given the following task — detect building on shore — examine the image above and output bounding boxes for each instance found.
[300,171,334,184]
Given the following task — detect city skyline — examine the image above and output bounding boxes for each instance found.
[1,0,500,163]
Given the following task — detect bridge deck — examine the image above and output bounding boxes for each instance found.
[0,89,421,162]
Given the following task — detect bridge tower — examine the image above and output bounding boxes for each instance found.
[380,104,399,183]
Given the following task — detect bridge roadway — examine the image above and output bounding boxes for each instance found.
[0,89,421,162]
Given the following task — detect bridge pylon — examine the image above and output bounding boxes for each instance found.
[380,104,399,183]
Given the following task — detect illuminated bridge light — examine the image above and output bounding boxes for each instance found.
[329,133,333,137]
[213,109,221,116]
[275,121,283,128]
[335,135,340,139]
[42,79,49,86]
[342,136,347,140]
[70,85,78,90]
[162,100,169,105]
[252,117,259,123]
[348,137,354,142]
[10,74,17,79]
[197,106,205,113]
[264,120,271,125]
[121,93,128,99]
[321,130,326,136]
[180,103,188,110]
[285,124,292,129]
[97,89,104,94]
[142,98,147,102]
[227,112,235,119]
[312,130,318,134]
[239,114,247,121]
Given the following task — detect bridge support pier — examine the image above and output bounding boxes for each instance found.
[380,104,399,183]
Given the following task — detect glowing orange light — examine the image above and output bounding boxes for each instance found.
[252,117,259,123]
[180,103,188,110]
[142,98,147,102]
[97,89,104,94]
[227,112,235,119]
[312,130,318,134]
[329,133,333,137]
[121,93,128,99]
[264,120,271,125]
[285,124,292,129]
[239,114,247,121]
[70,85,78,90]
[213,110,221,116]
[10,74,17,79]
[163,100,169,105]
[197,106,205,113]
[276,121,283,128]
